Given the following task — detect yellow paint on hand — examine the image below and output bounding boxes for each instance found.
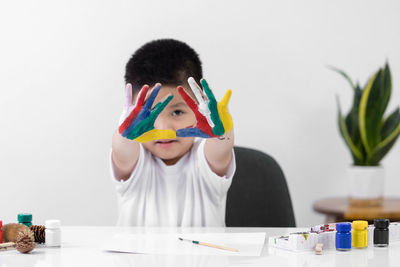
[217,89,233,133]
[134,129,176,143]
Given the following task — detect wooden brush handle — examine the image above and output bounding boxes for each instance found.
[0,242,16,251]
[198,241,239,252]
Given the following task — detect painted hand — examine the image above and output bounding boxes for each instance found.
[118,83,176,143]
[177,77,233,138]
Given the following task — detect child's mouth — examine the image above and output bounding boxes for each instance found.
[155,139,177,148]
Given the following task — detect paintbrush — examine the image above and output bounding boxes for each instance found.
[178,237,239,252]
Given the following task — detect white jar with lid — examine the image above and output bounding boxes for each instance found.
[45,219,61,247]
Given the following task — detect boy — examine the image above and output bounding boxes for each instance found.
[110,39,235,226]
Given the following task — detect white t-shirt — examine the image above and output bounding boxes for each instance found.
[110,139,236,227]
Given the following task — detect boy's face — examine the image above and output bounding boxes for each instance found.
[136,85,197,165]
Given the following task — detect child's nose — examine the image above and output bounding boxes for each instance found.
[154,116,174,131]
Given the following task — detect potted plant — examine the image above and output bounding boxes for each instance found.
[332,63,400,206]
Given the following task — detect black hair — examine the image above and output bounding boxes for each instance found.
[124,39,203,93]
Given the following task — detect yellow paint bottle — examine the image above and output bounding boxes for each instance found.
[352,220,368,248]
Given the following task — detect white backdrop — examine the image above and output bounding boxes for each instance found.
[1,0,399,227]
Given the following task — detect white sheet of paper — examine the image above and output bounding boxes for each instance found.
[103,232,266,256]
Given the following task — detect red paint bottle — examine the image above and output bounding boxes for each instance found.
[0,220,3,243]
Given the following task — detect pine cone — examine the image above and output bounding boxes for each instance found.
[15,229,36,253]
[30,225,46,244]
[2,223,30,243]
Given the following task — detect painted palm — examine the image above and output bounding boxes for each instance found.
[119,84,175,143]
[177,77,233,138]
[332,63,400,166]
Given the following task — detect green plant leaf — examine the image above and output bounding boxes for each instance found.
[337,96,364,164]
[368,108,400,164]
[345,84,363,148]
[328,66,356,91]
[381,107,400,139]
[359,65,392,154]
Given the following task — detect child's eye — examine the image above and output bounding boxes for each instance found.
[172,110,185,117]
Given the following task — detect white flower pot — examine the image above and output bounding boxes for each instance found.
[348,166,384,206]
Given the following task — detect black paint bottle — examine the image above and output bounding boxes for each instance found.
[374,219,389,247]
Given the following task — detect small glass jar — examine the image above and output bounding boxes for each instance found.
[45,220,61,247]
[336,222,352,251]
[18,213,32,227]
[374,218,389,247]
[352,220,368,248]
[0,220,3,243]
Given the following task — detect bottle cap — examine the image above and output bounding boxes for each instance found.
[352,220,368,230]
[336,222,351,232]
[45,219,61,229]
[18,213,32,223]
[374,218,390,229]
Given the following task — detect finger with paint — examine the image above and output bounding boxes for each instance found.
[118,83,149,133]
[118,84,176,142]
[177,85,216,138]
[177,77,233,138]
[188,77,214,128]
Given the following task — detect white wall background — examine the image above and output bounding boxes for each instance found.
[1,0,399,227]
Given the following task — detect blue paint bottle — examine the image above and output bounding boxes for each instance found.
[336,222,352,251]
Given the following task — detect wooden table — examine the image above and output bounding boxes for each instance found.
[313,197,400,223]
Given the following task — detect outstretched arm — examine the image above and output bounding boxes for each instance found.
[204,81,234,177]
[204,128,234,177]
[112,130,140,181]
[177,78,235,177]
[112,83,175,181]
[112,83,143,181]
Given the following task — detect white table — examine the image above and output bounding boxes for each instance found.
[0,227,398,267]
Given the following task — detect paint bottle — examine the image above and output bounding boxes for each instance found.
[17,213,32,227]
[336,222,352,251]
[0,220,3,243]
[374,219,389,247]
[352,220,368,248]
[45,220,61,247]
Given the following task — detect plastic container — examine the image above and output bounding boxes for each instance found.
[374,218,389,247]
[18,213,32,227]
[45,220,61,247]
[352,220,368,248]
[336,222,352,251]
[0,220,3,243]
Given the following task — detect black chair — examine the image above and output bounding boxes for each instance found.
[225,146,296,227]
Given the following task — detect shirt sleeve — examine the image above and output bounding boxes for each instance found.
[109,143,146,196]
[195,139,236,197]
